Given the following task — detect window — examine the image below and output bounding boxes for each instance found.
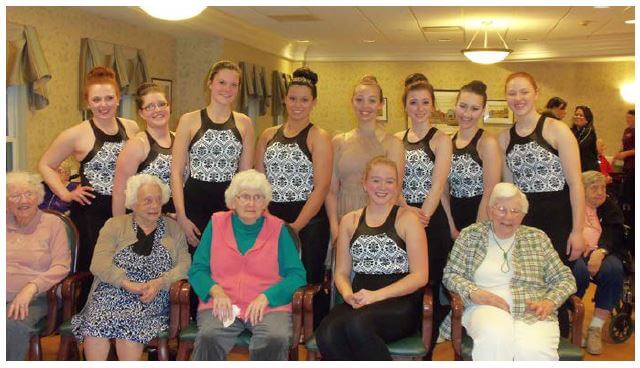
[6,85,27,171]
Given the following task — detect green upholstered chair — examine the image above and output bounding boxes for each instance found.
[174,223,307,360]
[25,209,79,360]
[449,292,585,361]
[301,268,434,360]
[56,276,185,360]
[174,282,305,360]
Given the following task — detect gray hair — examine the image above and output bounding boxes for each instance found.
[124,174,170,210]
[7,171,46,205]
[224,169,272,208]
[582,170,606,188]
[488,182,529,214]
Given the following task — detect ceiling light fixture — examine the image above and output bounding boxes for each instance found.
[625,19,635,24]
[141,4,207,21]
[461,20,512,64]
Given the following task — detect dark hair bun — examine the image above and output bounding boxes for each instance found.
[293,67,318,85]
[468,80,487,94]
[88,66,116,80]
[405,73,429,87]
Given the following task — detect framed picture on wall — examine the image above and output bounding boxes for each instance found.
[152,78,173,104]
[432,89,459,126]
[484,100,514,125]
[377,97,388,121]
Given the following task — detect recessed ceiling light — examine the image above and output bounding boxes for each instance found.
[516,38,529,42]
[625,19,635,24]
[296,40,311,43]
[438,38,451,42]
[593,6,609,9]
[363,39,376,43]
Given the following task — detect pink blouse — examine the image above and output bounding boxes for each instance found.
[6,210,71,301]
[583,206,602,252]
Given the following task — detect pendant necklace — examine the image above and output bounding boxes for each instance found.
[490,224,516,273]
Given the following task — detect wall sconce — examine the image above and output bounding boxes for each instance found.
[462,21,512,64]
[141,4,207,21]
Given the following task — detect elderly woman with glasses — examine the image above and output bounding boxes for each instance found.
[443,183,576,360]
[571,171,625,355]
[6,172,72,360]
[71,174,190,360]
[188,169,307,361]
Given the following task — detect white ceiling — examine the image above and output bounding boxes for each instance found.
[80,6,635,62]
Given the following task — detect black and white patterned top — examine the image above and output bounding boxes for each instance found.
[263,123,314,202]
[80,118,129,196]
[449,129,484,198]
[138,131,174,192]
[402,127,438,204]
[506,116,566,193]
[350,206,409,274]
[188,109,243,183]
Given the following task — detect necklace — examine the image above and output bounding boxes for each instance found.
[489,225,516,273]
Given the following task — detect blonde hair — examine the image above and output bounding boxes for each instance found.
[7,171,46,205]
[353,74,383,101]
[224,169,273,208]
[582,170,606,188]
[124,174,170,210]
[363,156,398,181]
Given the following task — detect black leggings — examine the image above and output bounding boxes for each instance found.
[316,293,421,360]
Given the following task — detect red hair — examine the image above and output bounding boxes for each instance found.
[83,66,120,102]
[505,71,538,92]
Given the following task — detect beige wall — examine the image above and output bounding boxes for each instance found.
[220,38,295,134]
[306,60,635,155]
[7,7,177,171]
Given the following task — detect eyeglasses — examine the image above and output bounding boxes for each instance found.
[236,193,266,204]
[492,205,526,216]
[141,101,169,112]
[8,191,36,202]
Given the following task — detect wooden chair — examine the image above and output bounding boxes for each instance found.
[174,223,307,360]
[26,209,79,360]
[449,292,585,361]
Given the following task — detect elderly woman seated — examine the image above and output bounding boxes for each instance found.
[6,172,71,360]
[188,169,307,361]
[71,174,190,360]
[443,182,576,361]
[572,171,625,355]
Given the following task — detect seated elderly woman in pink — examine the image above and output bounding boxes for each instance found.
[6,172,71,360]
[188,169,307,360]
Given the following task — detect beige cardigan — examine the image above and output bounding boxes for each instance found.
[89,214,190,291]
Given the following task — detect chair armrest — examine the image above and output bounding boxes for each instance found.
[448,290,464,361]
[302,283,324,342]
[169,279,188,339]
[42,281,63,336]
[567,294,585,346]
[61,272,93,320]
[291,286,305,346]
[421,286,434,350]
[177,281,193,330]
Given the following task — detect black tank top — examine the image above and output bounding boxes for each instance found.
[188,109,243,183]
[402,127,438,204]
[449,129,484,198]
[80,118,128,195]
[506,116,566,193]
[137,131,174,189]
[349,206,409,275]
[263,123,314,203]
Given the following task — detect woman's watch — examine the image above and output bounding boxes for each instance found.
[596,248,609,256]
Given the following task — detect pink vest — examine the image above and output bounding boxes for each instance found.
[199,211,292,318]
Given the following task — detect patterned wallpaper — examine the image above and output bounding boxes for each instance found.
[7,7,177,171]
[306,60,635,156]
